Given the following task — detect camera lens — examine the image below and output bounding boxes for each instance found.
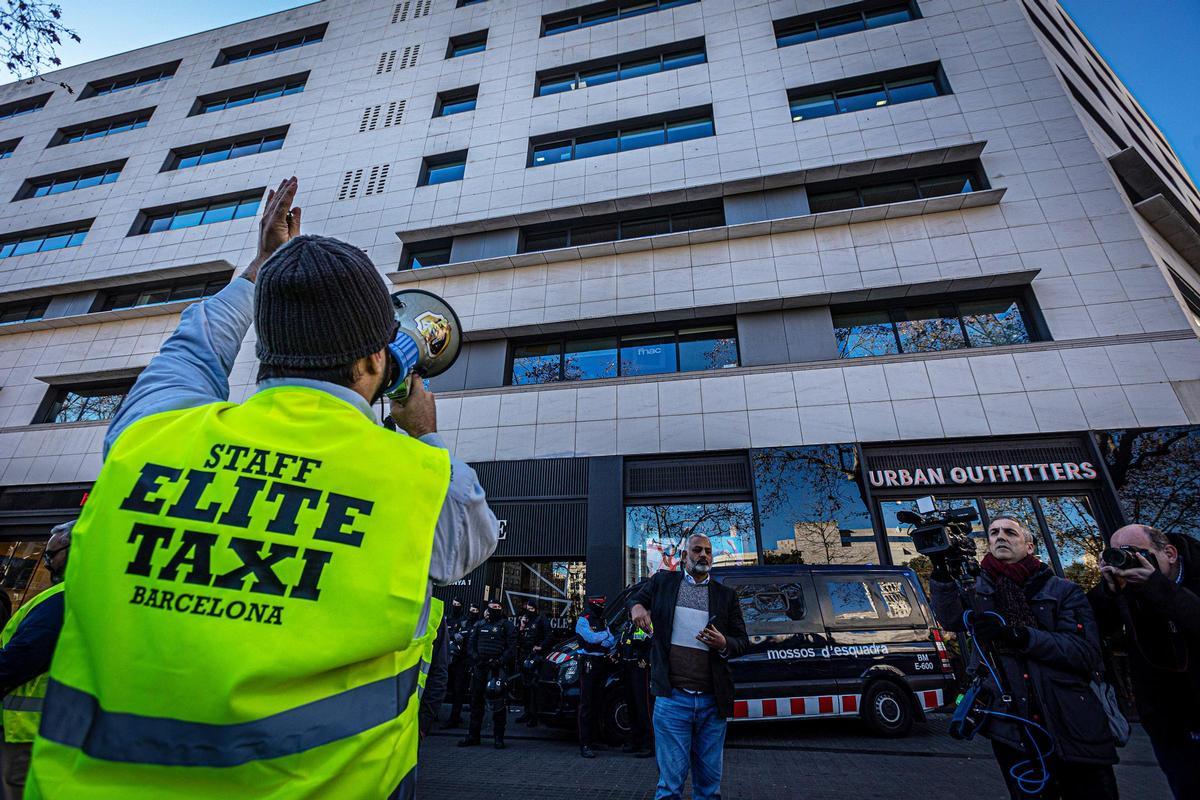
[1100,547,1132,569]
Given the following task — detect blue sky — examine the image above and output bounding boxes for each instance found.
[41,0,1200,181]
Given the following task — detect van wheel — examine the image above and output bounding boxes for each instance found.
[862,681,913,738]
[602,687,632,745]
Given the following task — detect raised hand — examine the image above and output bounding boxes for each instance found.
[242,177,302,283]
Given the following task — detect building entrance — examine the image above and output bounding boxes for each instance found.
[483,559,587,632]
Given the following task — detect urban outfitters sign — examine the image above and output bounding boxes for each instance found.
[868,461,1098,488]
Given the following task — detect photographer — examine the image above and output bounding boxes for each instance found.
[930,517,1118,799]
[1088,525,1200,799]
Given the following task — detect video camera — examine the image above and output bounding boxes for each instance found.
[896,497,980,586]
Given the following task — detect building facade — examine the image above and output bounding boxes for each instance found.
[0,0,1197,618]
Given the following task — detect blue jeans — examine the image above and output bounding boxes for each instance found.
[652,689,727,800]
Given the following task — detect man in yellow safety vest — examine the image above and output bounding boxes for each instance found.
[0,522,71,800]
[26,178,500,798]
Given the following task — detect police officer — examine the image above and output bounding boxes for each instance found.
[25,178,500,799]
[0,523,70,800]
[616,619,653,758]
[516,601,551,727]
[576,595,615,759]
[459,601,516,749]
[445,602,482,728]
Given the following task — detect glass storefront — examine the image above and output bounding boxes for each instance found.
[484,559,587,629]
[624,502,757,583]
[1095,426,1200,539]
[751,445,878,566]
[0,538,54,617]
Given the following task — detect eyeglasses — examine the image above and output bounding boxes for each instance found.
[41,545,68,567]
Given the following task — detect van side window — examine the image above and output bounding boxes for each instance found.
[732,581,808,635]
[878,579,913,619]
[820,575,921,628]
[826,580,877,623]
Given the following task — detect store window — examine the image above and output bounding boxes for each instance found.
[487,560,587,626]
[752,445,878,566]
[35,380,133,425]
[625,502,757,583]
[833,296,1035,358]
[1095,426,1200,541]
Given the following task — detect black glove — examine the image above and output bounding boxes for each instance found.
[968,612,1029,651]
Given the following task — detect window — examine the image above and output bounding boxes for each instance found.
[134,191,263,235]
[731,581,811,635]
[790,64,947,121]
[216,24,327,66]
[419,151,467,186]
[530,107,714,166]
[446,30,487,58]
[401,238,453,270]
[81,61,178,98]
[16,162,124,201]
[774,2,918,47]
[36,381,133,425]
[542,0,699,36]
[434,86,478,117]
[625,502,757,583]
[510,324,737,385]
[806,163,985,213]
[0,222,90,259]
[457,0,487,6]
[753,445,879,566]
[193,74,307,115]
[0,298,50,325]
[817,574,920,627]
[1168,268,1200,328]
[166,129,287,171]
[833,296,1034,358]
[520,200,723,252]
[0,93,50,121]
[93,273,231,313]
[535,40,706,96]
[52,109,154,146]
[0,139,18,159]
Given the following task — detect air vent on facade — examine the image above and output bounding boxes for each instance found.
[398,44,420,70]
[359,100,406,132]
[473,458,590,500]
[376,50,396,75]
[392,0,432,23]
[364,164,390,195]
[337,169,363,200]
[625,455,752,500]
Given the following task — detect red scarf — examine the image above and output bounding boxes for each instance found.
[981,553,1042,585]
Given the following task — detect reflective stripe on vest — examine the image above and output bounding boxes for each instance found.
[1,583,64,743]
[415,599,443,701]
[28,387,450,798]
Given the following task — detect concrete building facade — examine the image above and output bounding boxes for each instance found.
[0,0,1197,613]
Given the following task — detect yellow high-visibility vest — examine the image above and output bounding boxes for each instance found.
[27,386,449,799]
[0,583,65,743]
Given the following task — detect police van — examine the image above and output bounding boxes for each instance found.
[534,564,957,740]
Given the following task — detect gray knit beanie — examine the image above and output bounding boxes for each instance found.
[254,235,397,368]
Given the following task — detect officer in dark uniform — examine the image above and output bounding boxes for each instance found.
[516,601,552,727]
[616,619,653,757]
[575,596,615,759]
[459,601,516,749]
[444,602,481,728]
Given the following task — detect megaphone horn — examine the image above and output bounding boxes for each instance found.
[384,289,463,401]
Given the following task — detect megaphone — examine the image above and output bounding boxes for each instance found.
[383,289,463,403]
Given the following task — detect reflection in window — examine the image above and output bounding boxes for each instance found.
[530,109,714,166]
[826,580,877,621]
[775,3,917,48]
[733,581,809,635]
[878,580,913,618]
[38,382,133,424]
[56,110,153,145]
[23,164,122,199]
[510,325,737,385]
[138,193,262,235]
[519,200,724,252]
[1095,427,1200,543]
[169,130,286,171]
[197,76,306,115]
[0,539,56,614]
[790,68,947,121]
[880,497,983,579]
[834,297,1033,358]
[625,503,758,583]
[537,43,706,96]
[420,152,468,186]
[808,167,981,213]
[95,275,229,312]
[1038,495,1103,590]
[542,0,699,36]
[752,445,878,566]
[0,224,90,259]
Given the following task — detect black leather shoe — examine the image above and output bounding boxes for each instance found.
[457,737,481,747]
[580,746,596,759]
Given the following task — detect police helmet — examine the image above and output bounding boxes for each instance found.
[485,676,506,700]
[522,657,538,672]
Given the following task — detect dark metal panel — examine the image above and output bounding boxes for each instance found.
[624,454,752,500]
[489,500,587,558]
[472,457,589,500]
[586,456,625,599]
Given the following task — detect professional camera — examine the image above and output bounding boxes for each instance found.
[1101,545,1159,571]
[896,500,980,585]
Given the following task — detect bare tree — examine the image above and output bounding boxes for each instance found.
[2,1,80,87]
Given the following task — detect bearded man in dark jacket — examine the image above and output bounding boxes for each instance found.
[1088,524,1200,800]
[930,516,1118,800]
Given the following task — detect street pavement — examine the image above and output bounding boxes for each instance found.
[417,709,1172,799]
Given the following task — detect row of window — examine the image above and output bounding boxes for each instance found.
[511,325,739,384]
[403,161,984,268]
[834,297,1034,358]
[217,25,326,66]
[196,74,307,115]
[85,62,179,99]
[536,41,706,97]
[139,191,262,235]
[167,129,286,171]
[531,109,715,167]
[542,0,698,36]
[789,66,947,121]
[17,163,123,201]
[774,1,918,47]
[0,271,231,327]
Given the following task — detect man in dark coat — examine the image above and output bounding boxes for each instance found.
[1088,524,1200,799]
[931,516,1118,800]
[515,601,552,727]
[444,602,480,728]
[628,534,749,800]
[459,601,516,749]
